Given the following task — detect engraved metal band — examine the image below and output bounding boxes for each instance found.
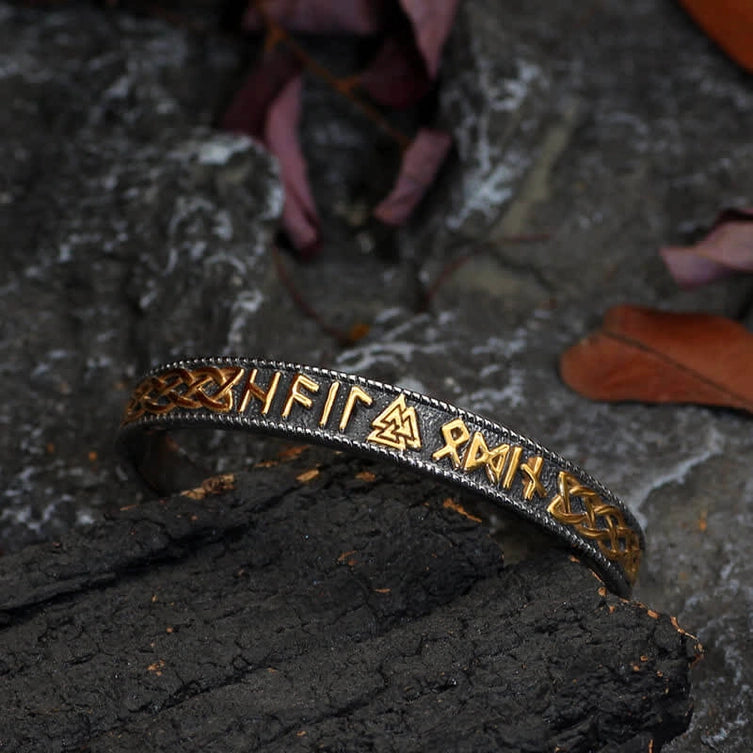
[117,357,644,596]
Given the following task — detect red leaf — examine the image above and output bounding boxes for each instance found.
[243,0,385,35]
[221,48,301,139]
[229,0,460,246]
[373,128,452,225]
[358,35,431,108]
[660,208,753,288]
[264,75,321,256]
[222,50,319,255]
[560,305,753,413]
[398,0,461,78]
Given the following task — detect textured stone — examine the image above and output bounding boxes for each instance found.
[0,3,285,549]
[0,452,698,752]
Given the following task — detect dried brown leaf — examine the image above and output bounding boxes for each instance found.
[560,305,753,414]
[227,0,459,252]
[678,0,753,72]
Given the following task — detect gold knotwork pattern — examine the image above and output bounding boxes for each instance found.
[122,367,245,424]
[547,471,642,583]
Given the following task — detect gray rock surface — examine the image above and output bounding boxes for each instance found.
[2,0,752,749]
[0,3,288,549]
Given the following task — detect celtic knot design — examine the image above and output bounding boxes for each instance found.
[122,367,245,423]
[547,471,642,583]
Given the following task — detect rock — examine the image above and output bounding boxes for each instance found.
[0,2,284,550]
[433,0,554,240]
[0,450,699,752]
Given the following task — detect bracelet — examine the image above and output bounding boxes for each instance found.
[117,357,644,596]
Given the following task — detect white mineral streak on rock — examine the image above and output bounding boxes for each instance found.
[630,424,725,514]
[440,24,543,232]
[262,178,285,222]
[196,133,256,166]
[212,209,234,241]
[463,328,532,412]
[103,74,131,100]
[226,290,266,350]
[336,338,447,376]
[336,312,454,375]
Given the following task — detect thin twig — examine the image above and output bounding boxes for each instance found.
[273,246,365,346]
[419,234,551,311]
[253,0,412,150]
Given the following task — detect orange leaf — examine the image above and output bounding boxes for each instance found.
[559,305,753,413]
[678,0,753,72]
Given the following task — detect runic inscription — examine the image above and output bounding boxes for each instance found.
[432,417,546,499]
[367,395,422,451]
[122,367,375,433]
[122,365,642,583]
[547,471,641,582]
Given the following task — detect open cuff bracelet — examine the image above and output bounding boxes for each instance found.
[117,357,644,596]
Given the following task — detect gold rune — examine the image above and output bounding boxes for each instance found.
[460,431,512,485]
[319,381,341,427]
[238,368,281,414]
[282,373,320,419]
[431,417,546,497]
[432,418,470,466]
[339,385,373,431]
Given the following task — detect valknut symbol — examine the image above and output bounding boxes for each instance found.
[367,395,422,451]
